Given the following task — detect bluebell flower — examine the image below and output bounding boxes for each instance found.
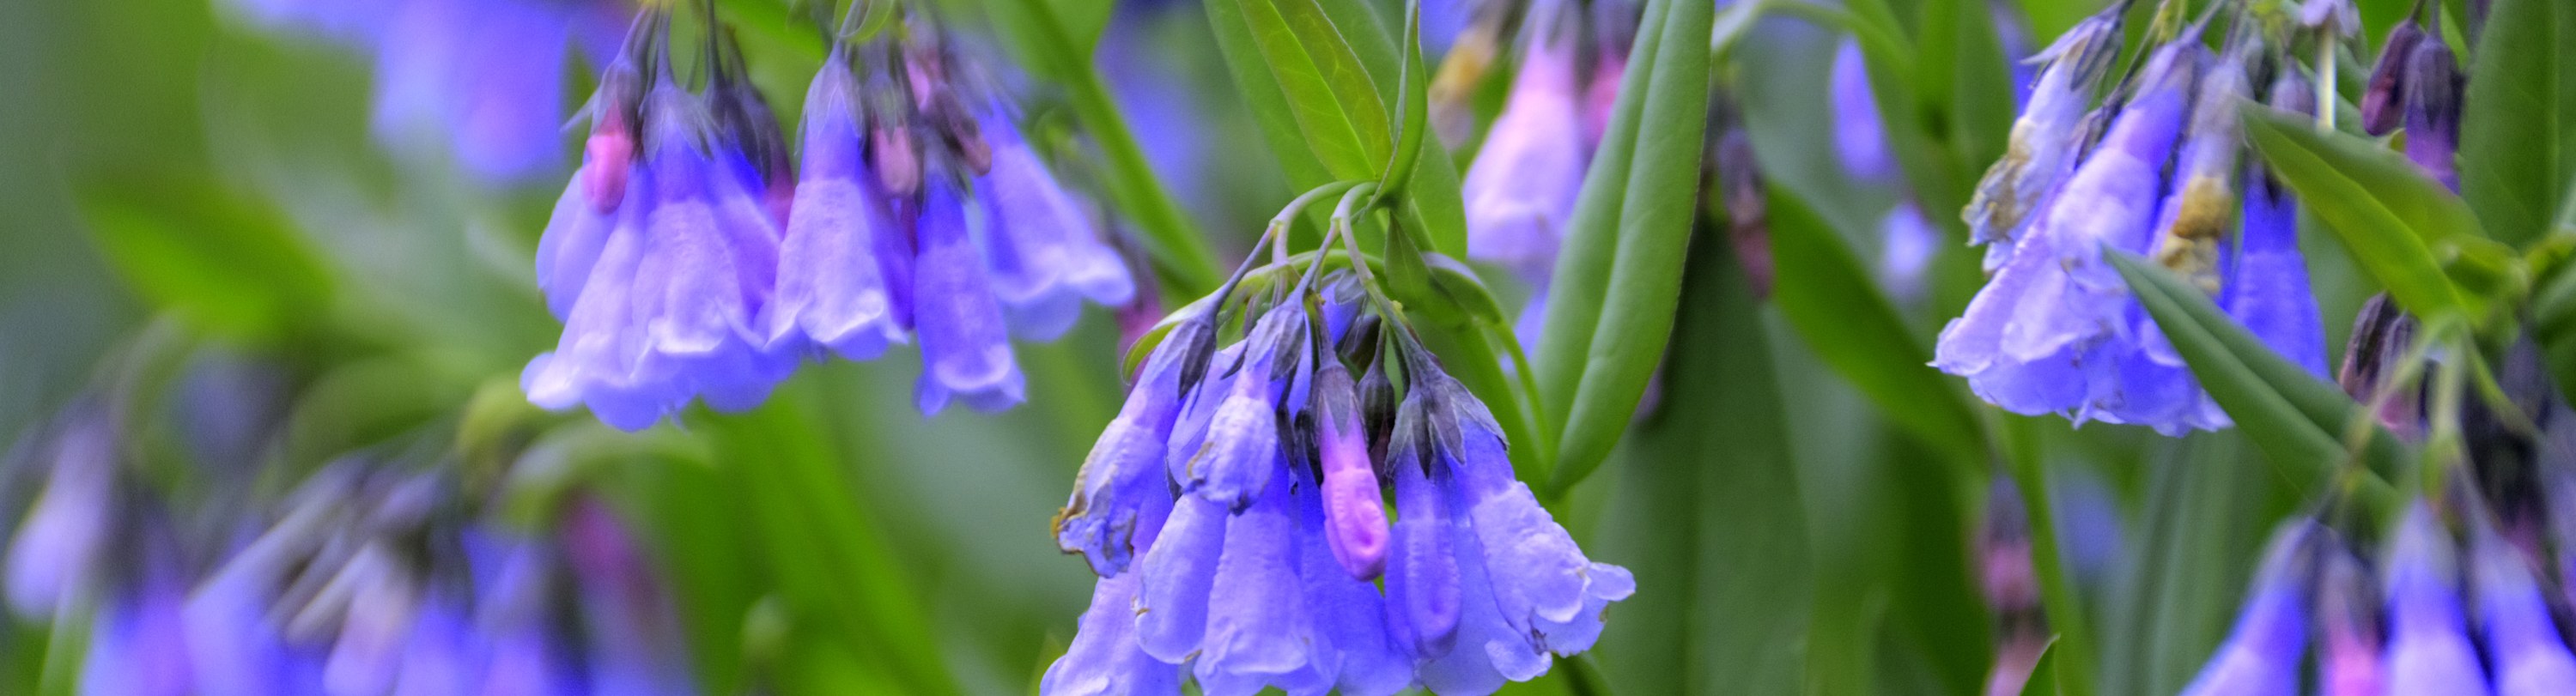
[976,109,1138,340]
[1042,553,1188,696]
[1463,0,1589,281]
[1315,357,1391,581]
[80,549,196,696]
[912,176,1027,414]
[2178,520,2317,696]
[2399,31,2464,191]
[525,64,796,430]
[1878,202,1937,305]
[771,48,908,361]
[1178,304,1306,509]
[1831,38,1896,185]
[2316,538,2385,696]
[1937,39,2207,432]
[2382,503,2493,695]
[1055,317,1214,576]
[3,403,118,620]
[2360,20,2425,137]
[1384,351,1634,693]
[1963,9,2122,250]
[2470,520,2576,696]
[2220,73,2330,378]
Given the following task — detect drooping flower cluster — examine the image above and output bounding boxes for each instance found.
[525,9,1134,429]
[1936,13,2328,435]
[2181,504,2576,696]
[222,0,629,183]
[1045,271,1632,695]
[1,388,697,696]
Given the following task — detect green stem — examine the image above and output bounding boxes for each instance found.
[1013,0,1224,294]
[2004,418,2098,696]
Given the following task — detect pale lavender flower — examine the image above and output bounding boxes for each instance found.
[2220,72,2330,378]
[2317,541,2385,696]
[770,49,907,360]
[3,405,117,621]
[1055,317,1212,576]
[976,110,1137,340]
[912,177,1026,414]
[1963,9,2122,250]
[1462,0,1589,281]
[1832,39,1896,184]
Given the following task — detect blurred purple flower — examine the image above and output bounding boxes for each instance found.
[1831,39,1896,185]
[2470,520,2576,696]
[912,177,1026,414]
[771,49,907,361]
[1462,0,1589,281]
[2383,504,2494,695]
[2178,520,2317,696]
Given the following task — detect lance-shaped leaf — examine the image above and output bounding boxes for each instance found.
[1538,0,1716,494]
[76,172,333,345]
[2109,251,2406,493]
[2460,0,2576,246]
[1204,0,1469,255]
[2020,639,2062,696]
[1766,187,1987,468]
[2240,105,2487,319]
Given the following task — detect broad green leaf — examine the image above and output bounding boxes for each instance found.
[75,173,331,344]
[1595,243,1809,695]
[1236,0,1389,178]
[2109,251,2407,491]
[2240,105,2478,319]
[1765,187,1988,467]
[2020,639,2061,696]
[1207,0,1470,257]
[1540,0,1715,494]
[2460,0,2576,246]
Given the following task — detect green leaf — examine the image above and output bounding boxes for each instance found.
[1765,187,1988,467]
[75,172,332,344]
[1539,0,1716,494]
[1206,0,1470,257]
[2108,251,2407,493]
[2459,0,2576,246]
[1594,241,1809,695]
[2020,639,2062,696]
[1920,0,2017,169]
[2240,104,2481,319]
[2534,257,2576,405]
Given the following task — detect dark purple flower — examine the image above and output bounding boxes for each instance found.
[2399,34,2464,191]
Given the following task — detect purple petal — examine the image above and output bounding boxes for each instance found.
[1195,465,1326,696]
[1057,332,1194,576]
[1462,34,1587,280]
[1134,495,1227,663]
[1292,470,1414,696]
[2472,523,2576,696]
[2384,505,2494,696]
[2178,522,2315,696]
[1387,457,1461,659]
[2223,172,2328,378]
[1831,39,1895,183]
[774,174,903,360]
[912,180,1024,414]
[1042,571,1185,696]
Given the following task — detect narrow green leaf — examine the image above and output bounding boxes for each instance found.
[2108,251,2407,491]
[1534,0,1664,432]
[1543,0,1716,493]
[2534,258,2576,404]
[2020,639,2062,696]
[75,173,332,344]
[1925,0,2017,168]
[2239,104,2476,318]
[2459,0,2576,246]
[1765,187,1987,467]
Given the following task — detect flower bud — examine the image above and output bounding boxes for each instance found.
[1314,360,1389,581]
[2361,21,2424,136]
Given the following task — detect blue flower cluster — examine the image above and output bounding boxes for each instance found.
[2180,505,2576,696]
[526,9,1133,430]
[1046,273,1631,696]
[3,393,696,696]
[1937,12,2327,435]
